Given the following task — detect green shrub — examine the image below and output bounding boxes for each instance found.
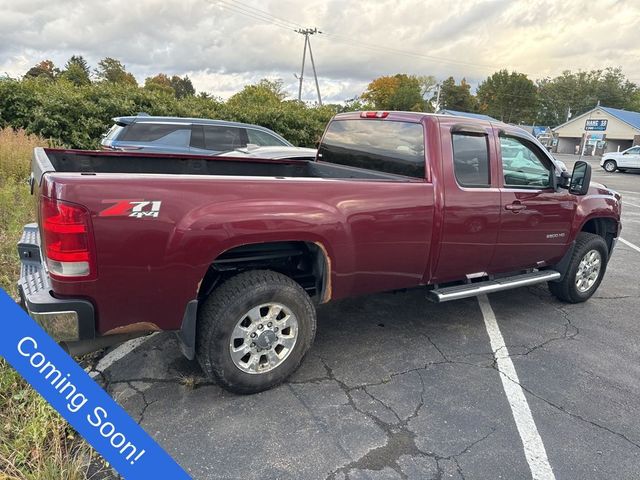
[0,77,337,150]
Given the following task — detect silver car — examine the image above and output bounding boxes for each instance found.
[102,114,293,155]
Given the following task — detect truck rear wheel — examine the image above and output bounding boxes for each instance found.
[196,270,316,394]
[548,232,608,303]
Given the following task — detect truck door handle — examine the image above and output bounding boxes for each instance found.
[505,202,526,212]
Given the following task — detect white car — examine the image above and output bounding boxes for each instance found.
[601,146,640,173]
[219,145,317,161]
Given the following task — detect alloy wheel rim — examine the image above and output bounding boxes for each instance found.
[229,303,298,374]
[605,162,615,172]
[575,249,602,293]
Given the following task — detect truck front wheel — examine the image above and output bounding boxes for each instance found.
[196,270,316,394]
[548,232,609,303]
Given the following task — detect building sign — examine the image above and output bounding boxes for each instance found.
[585,119,608,131]
[585,133,604,146]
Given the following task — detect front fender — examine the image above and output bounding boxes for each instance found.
[571,185,621,242]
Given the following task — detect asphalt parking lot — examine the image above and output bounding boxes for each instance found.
[95,154,640,480]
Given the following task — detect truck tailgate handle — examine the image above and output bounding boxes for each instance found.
[505,202,526,212]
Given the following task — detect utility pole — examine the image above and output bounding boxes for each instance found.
[296,28,322,105]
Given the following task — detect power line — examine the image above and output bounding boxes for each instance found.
[321,32,510,73]
[211,0,296,31]
[225,0,305,29]
[221,0,513,73]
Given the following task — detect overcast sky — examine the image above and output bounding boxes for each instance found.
[1,0,639,103]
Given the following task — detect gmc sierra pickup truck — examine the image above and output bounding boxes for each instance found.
[18,111,622,393]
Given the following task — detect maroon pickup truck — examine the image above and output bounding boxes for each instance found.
[18,111,622,393]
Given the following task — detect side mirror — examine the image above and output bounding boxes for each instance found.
[569,161,591,195]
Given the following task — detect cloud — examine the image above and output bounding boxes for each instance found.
[0,0,638,102]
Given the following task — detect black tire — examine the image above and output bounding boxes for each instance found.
[548,232,608,303]
[602,160,617,172]
[196,270,316,394]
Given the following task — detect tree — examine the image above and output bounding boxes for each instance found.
[536,68,639,126]
[361,74,426,111]
[437,77,478,112]
[362,75,400,109]
[227,79,287,108]
[94,57,137,86]
[24,60,58,80]
[60,55,91,86]
[418,75,437,111]
[338,96,371,113]
[170,75,195,99]
[144,73,174,95]
[476,70,537,124]
[592,68,637,110]
[388,74,425,111]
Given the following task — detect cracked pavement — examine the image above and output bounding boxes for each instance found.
[92,159,640,479]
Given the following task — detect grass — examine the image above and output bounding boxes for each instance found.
[0,128,105,479]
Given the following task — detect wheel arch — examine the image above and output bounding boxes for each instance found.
[178,240,331,360]
[552,216,618,283]
[579,216,618,253]
[197,240,332,304]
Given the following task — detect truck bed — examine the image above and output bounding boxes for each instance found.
[41,149,400,180]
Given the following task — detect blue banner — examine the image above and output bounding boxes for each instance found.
[0,288,191,479]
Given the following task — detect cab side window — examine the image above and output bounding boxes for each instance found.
[452,133,490,187]
[500,136,551,188]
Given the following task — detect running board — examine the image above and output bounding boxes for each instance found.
[428,270,561,303]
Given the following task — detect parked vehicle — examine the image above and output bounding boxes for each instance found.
[19,111,621,394]
[601,146,640,172]
[101,115,293,154]
[221,145,316,160]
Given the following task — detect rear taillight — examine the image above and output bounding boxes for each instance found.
[40,196,96,280]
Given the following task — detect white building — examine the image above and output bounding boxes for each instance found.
[552,106,640,155]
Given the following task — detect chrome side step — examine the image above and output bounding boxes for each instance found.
[428,270,561,303]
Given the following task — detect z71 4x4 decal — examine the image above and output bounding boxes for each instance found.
[99,200,162,218]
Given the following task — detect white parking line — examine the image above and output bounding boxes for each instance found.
[620,238,640,254]
[94,333,158,373]
[477,295,556,480]
[623,201,640,209]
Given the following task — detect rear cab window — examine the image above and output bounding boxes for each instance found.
[451,133,491,187]
[317,119,426,179]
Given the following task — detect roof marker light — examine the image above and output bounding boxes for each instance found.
[360,111,389,119]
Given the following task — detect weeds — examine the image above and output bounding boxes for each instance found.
[0,128,103,479]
